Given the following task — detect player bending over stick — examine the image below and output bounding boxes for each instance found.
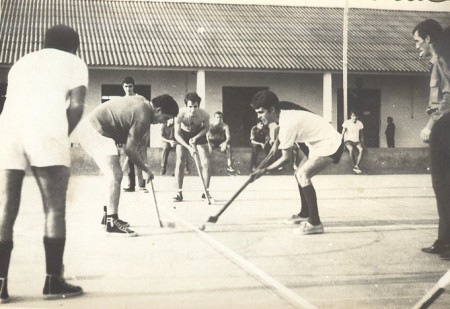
[79,94,179,236]
[250,90,344,235]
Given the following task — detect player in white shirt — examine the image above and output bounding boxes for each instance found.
[0,25,88,302]
[341,111,365,174]
[250,90,344,235]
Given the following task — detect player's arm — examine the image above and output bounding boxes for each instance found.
[192,120,210,144]
[341,127,347,141]
[174,117,195,151]
[223,124,231,145]
[66,85,87,135]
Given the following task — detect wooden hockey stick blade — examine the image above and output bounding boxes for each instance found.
[413,269,450,309]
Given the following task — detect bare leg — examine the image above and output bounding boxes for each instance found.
[345,144,356,166]
[175,144,187,191]
[93,155,123,216]
[0,170,24,241]
[355,144,364,167]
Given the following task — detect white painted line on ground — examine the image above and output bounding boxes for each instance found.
[160,208,317,309]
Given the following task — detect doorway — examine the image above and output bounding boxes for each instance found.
[337,88,381,148]
[223,86,268,147]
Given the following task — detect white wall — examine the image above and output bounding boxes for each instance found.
[0,67,431,148]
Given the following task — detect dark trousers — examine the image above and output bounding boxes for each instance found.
[430,112,450,244]
[128,160,135,189]
[161,142,174,169]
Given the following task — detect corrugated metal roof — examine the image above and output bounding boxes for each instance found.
[1,0,449,72]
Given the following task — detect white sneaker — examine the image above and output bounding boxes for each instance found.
[284,214,309,225]
[139,187,149,193]
[352,166,362,174]
[295,221,324,235]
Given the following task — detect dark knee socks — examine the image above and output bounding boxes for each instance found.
[43,237,65,277]
[297,185,309,218]
[301,185,321,225]
[0,240,13,278]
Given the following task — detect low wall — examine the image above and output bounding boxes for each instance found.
[70,146,430,176]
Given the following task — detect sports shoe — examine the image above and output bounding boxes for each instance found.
[0,278,9,304]
[352,166,362,174]
[139,187,149,193]
[123,187,135,192]
[284,214,309,225]
[201,192,215,202]
[43,275,83,300]
[101,210,130,228]
[160,167,166,175]
[296,221,324,235]
[173,192,183,202]
[106,218,137,237]
[227,165,236,173]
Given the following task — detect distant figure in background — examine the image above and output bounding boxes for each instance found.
[250,119,270,171]
[160,117,189,176]
[341,111,365,174]
[121,76,148,193]
[207,111,236,175]
[385,116,395,148]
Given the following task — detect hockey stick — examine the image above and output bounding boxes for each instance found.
[205,145,276,225]
[149,180,175,228]
[192,145,212,205]
[412,269,450,309]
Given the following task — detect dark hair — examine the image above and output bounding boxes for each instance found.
[214,111,223,117]
[387,116,393,122]
[413,19,443,42]
[184,92,201,106]
[122,76,135,85]
[250,90,279,111]
[152,94,179,117]
[44,24,80,53]
[434,26,450,63]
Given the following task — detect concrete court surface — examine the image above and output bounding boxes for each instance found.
[4,173,450,309]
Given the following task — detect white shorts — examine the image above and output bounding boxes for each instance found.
[78,119,119,168]
[0,122,70,170]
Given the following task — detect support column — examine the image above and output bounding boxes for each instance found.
[196,70,206,107]
[323,72,333,123]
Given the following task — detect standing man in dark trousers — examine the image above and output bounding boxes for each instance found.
[250,90,344,234]
[413,19,450,259]
[121,76,149,193]
[0,25,88,302]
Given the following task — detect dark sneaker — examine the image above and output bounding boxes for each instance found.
[201,193,215,202]
[101,214,129,228]
[106,218,137,237]
[173,192,183,202]
[0,278,9,304]
[123,187,135,192]
[43,275,83,300]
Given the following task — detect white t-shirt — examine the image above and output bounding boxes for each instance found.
[342,119,364,142]
[277,110,342,157]
[1,48,88,142]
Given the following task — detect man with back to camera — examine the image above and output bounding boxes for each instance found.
[0,24,88,302]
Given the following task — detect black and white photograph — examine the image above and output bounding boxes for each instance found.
[0,0,450,307]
